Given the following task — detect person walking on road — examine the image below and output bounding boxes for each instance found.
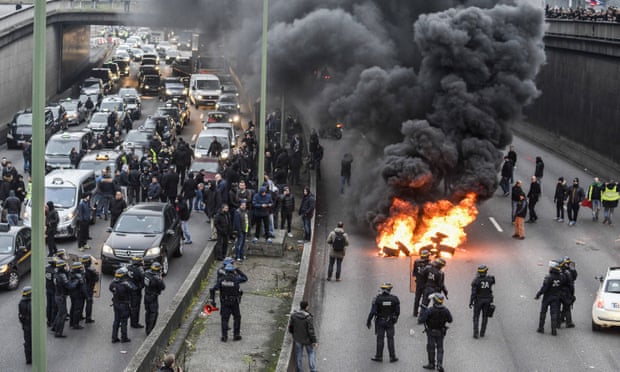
[420,293,452,372]
[299,186,315,242]
[412,250,431,317]
[214,204,231,260]
[470,265,495,339]
[289,300,318,372]
[554,177,567,222]
[535,262,570,336]
[420,258,448,310]
[326,221,349,281]
[233,201,250,261]
[510,180,523,223]
[527,176,541,223]
[566,177,585,226]
[45,201,59,257]
[77,194,93,251]
[144,262,166,336]
[18,286,32,364]
[366,282,400,363]
[587,177,604,221]
[53,259,72,338]
[534,156,544,192]
[110,267,135,343]
[499,156,512,196]
[513,193,527,240]
[109,191,127,231]
[128,256,145,329]
[81,255,98,324]
[340,153,353,194]
[601,180,620,225]
[208,264,248,342]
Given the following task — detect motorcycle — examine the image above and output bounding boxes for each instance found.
[319,122,343,140]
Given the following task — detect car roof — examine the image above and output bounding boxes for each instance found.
[198,128,229,137]
[49,130,90,140]
[125,203,168,215]
[80,151,119,162]
[606,267,620,280]
[46,169,94,186]
[0,223,28,237]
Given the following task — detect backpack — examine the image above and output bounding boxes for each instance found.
[332,231,345,252]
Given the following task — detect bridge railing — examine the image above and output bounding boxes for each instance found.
[546,19,620,41]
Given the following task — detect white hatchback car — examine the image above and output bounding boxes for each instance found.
[592,266,620,331]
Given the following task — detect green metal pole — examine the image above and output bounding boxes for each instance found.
[257,0,268,186]
[280,95,285,146]
[31,0,47,370]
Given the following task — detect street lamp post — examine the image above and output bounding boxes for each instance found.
[32,0,47,370]
[257,0,268,186]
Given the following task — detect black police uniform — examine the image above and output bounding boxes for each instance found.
[470,274,495,338]
[83,261,99,323]
[18,293,32,364]
[535,268,571,335]
[69,268,87,329]
[144,269,166,335]
[366,290,400,362]
[53,266,75,337]
[110,277,136,342]
[413,257,430,316]
[420,302,453,371]
[560,264,577,327]
[128,262,145,328]
[420,264,448,309]
[45,262,57,327]
[209,268,248,341]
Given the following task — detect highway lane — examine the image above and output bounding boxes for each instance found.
[314,131,620,371]
[0,61,219,371]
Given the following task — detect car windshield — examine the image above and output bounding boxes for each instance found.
[46,139,80,155]
[196,80,219,90]
[0,235,14,254]
[79,160,116,175]
[16,114,33,126]
[90,114,108,125]
[100,101,122,111]
[45,187,76,208]
[124,97,138,105]
[119,88,138,97]
[220,96,236,103]
[196,135,229,150]
[166,83,184,90]
[208,113,228,122]
[605,279,620,293]
[125,131,151,143]
[63,101,79,111]
[157,108,179,119]
[115,214,163,234]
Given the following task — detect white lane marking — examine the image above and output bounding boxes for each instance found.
[191,133,197,142]
[489,217,503,232]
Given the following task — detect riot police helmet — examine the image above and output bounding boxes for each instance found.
[55,259,67,269]
[80,255,92,266]
[224,264,235,272]
[433,258,446,268]
[420,250,430,258]
[55,249,67,259]
[477,264,488,276]
[380,282,393,291]
[223,257,234,266]
[549,261,562,274]
[559,256,572,267]
[71,261,83,271]
[430,292,445,306]
[22,286,32,297]
[150,262,162,272]
[115,267,129,279]
[131,256,144,265]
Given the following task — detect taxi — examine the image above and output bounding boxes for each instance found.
[592,267,620,331]
[0,224,32,290]
[78,151,119,176]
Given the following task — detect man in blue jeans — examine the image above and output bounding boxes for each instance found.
[288,300,318,372]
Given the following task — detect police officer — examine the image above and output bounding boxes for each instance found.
[366,282,400,363]
[45,257,57,328]
[144,262,166,336]
[535,261,571,335]
[68,261,87,330]
[110,267,135,343]
[420,258,448,311]
[469,264,495,338]
[217,257,235,280]
[128,256,145,328]
[81,255,99,323]
[209,264,248,342]
[18,286,32,364]
[413,250,431,316]
[420,293,452,372]
[53,259,73,338]
[558,256,577,328]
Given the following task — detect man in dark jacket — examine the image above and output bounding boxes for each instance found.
[277,186,295,237]
[299,186,315,241]
[510,180,524,223]
[147,176,162,202]
[567,177,585,226]
[554,177,568,222]
[109,191,127,231]
[45,201,59,256]
[527,176,541,223]
[173,142,193,186]
[161,167,179,203]
[499,156,512,196]
[175,195,192,244]
[214,204,231,260]
[3,190,21,226]
[420,293,452,371]
[587,177,604,221]
[233,201,250,261]
[181,173,196,211]
[203,180,221,240]
[252,187,273,242]
[127,166,141,205]
[289,300,318,372]
[18,286,32,364]
[77,194,93,251]
[367,282,400,363]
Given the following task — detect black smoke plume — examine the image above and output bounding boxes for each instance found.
[145,0,545,227]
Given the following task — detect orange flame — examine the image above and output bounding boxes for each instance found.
[376,193,478,257]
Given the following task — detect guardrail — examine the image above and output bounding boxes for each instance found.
[546,19,620,41]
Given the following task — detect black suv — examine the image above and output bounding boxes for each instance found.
[139,74,161,96]
[159,79,187,102]
[90,68,115,94]
[0,224,32,290]
[6,108,55,149]
[141,115,176,145]
[100,203,183,276]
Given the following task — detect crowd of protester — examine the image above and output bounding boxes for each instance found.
[545,4,620,22]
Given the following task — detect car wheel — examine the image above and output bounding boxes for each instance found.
[161,254,169,276]
[7,270,20,290]
[592,320,601,332]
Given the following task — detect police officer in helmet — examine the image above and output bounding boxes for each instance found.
[535,261,571,335]
[18,286,32,364]
[45,257,57,327]
[420,293,453,371]
[68,261,86,330]
[366,282,400,363]
[128,256,145,328]
[209,263,248,342]
[470,264,495,338]
[110,267,136,343]
[52,259,72,338]
[558,256,577,328]
[144,262,166,335]
[420,258,448,312]
[81,255,99,323]
[413,250,431,317]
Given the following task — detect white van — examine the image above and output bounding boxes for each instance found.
[23,169,96,239]
[189,74,221,108]
[193,128,232,161]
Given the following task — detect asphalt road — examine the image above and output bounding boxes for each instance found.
[0,60,222,371]
[314,131,620,371]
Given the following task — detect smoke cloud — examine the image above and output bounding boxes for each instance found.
[144,0,546,228]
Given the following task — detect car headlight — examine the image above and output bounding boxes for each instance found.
[198,95,203,100]
[22,210,29,220]
[221,151,229,160]
[145,85,150,89]
[64,212,74,222]
[0,264,8,273]
[236,104,240,109]
[233,115,240,123]
[215,104,220,109]
[183,89,188,95]
[195,152,202,159]
[145,247,161,257]
[102,244,114,255]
